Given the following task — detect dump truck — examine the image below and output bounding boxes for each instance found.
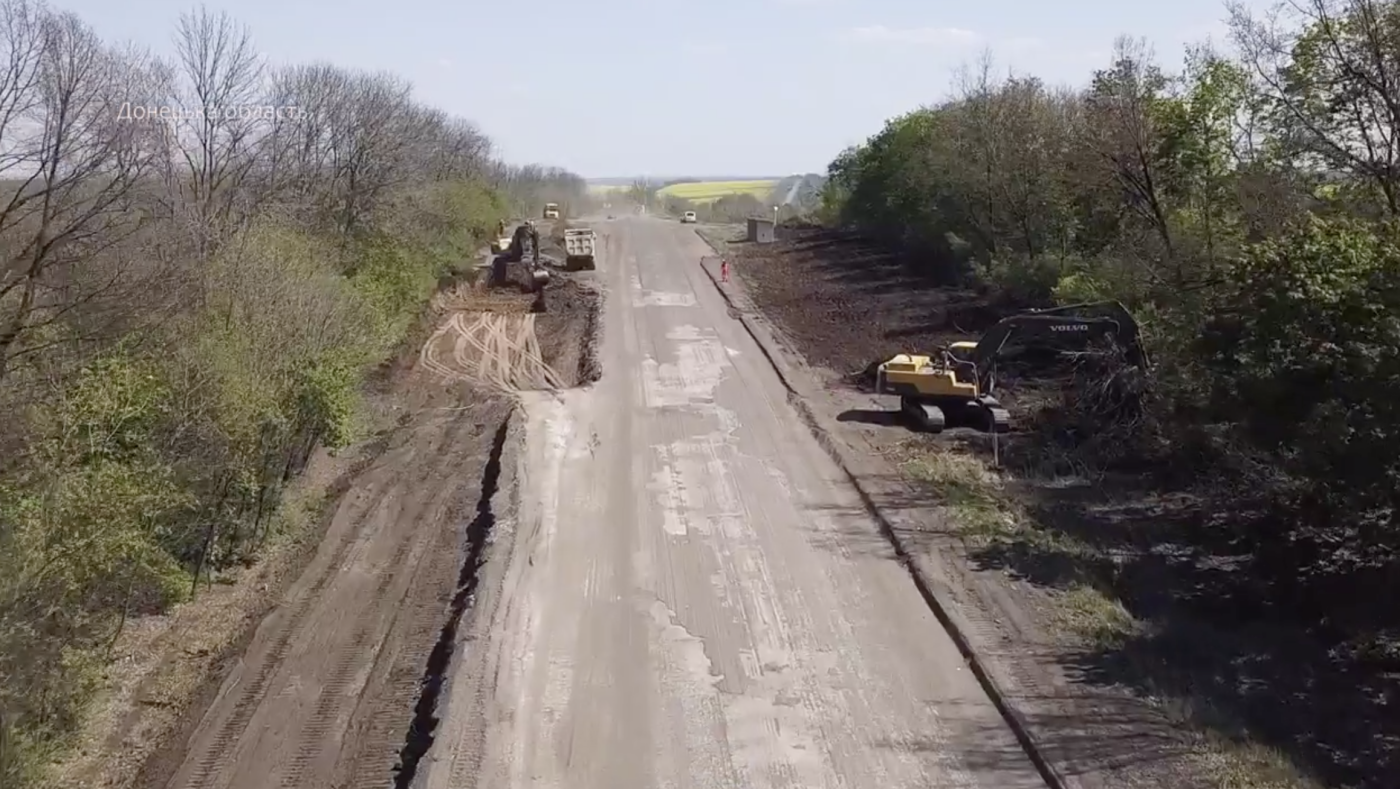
[563,227,597,271]
[543,202,560,219]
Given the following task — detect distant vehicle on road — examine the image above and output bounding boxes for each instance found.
[681,211,697,223]
[543,202,560,219]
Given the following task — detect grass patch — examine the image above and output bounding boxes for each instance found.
[657,179,779,204]
[902,446,1132,643]
[1052,583,1138,645]
[1186,726,1319,789]
[894,443,1325,789]
[901,449,1018,542]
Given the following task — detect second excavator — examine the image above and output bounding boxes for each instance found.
[490,221,550,310]
[862,301,1148,433]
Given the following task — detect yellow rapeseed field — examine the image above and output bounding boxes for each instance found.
[656,179,779,204]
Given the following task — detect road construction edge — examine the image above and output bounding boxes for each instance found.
[694,250,1069,789]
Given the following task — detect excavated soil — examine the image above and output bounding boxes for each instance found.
[725,226,1066,434]
[420,275,600,390]
[133,375,514,789]
[726,227,998,372]
[114,266,603,789]
[535,278,602,387]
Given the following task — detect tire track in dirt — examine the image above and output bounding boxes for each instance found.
[156,404,502,789]
[293,413,488,789]
[389,418,511,788]
[421,311,565,391]
[179,508,365,788]
[277,526,418,789]
[328,413,496,789]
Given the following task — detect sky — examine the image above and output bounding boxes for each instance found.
[57,0,1267,179]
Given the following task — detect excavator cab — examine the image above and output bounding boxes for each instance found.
[491,219,512,253]
[871,352,998,432]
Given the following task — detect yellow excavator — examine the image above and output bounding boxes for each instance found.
[862,301,1147,433]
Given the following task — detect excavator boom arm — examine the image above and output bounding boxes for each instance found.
[964,301,1147,392]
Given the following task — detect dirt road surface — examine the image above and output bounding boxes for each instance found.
[138,267,547,789]
[417,217,1049,788]
[142,392,513,789]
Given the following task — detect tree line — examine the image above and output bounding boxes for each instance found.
[818,0,1400,668]
[0,1,585,783]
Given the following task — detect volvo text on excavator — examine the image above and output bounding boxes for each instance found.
[864,301,1148,433]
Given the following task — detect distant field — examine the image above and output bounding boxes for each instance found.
[656,179,779,204]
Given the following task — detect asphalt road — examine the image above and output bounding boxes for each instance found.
[419,216,1048,789]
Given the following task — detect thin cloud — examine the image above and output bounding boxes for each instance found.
[683,42,728,55]
[435,57,452,68]
[847,25,979,45]
[1001,36,1044,53]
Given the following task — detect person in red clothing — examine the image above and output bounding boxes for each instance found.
[720,258,730,282]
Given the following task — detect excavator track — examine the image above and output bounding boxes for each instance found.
[976,396,1012,433]
[900,397,946,433]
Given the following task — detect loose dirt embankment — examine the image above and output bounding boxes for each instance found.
[385,268,601,789]
[53,265,602,789]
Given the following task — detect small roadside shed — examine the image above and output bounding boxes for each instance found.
[746,216,775,243]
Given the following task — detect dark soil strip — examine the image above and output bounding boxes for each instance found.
[390,416,509,788]
[577,286,602,385]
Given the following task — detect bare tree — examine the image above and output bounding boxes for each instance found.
[438,117,492,180]
[260,62,349,223]
[165,5,265,256]
[0,6,156,382]
[1230,0,1400,214]
[324,71,416,238]
[1084,36,1177,267]
[951,51,1008,256]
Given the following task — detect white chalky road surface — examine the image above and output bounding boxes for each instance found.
[419,216,1047,789]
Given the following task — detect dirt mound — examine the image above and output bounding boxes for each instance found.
[536,278,602,387]
[420,274,601,391]
[432,280,537,314]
